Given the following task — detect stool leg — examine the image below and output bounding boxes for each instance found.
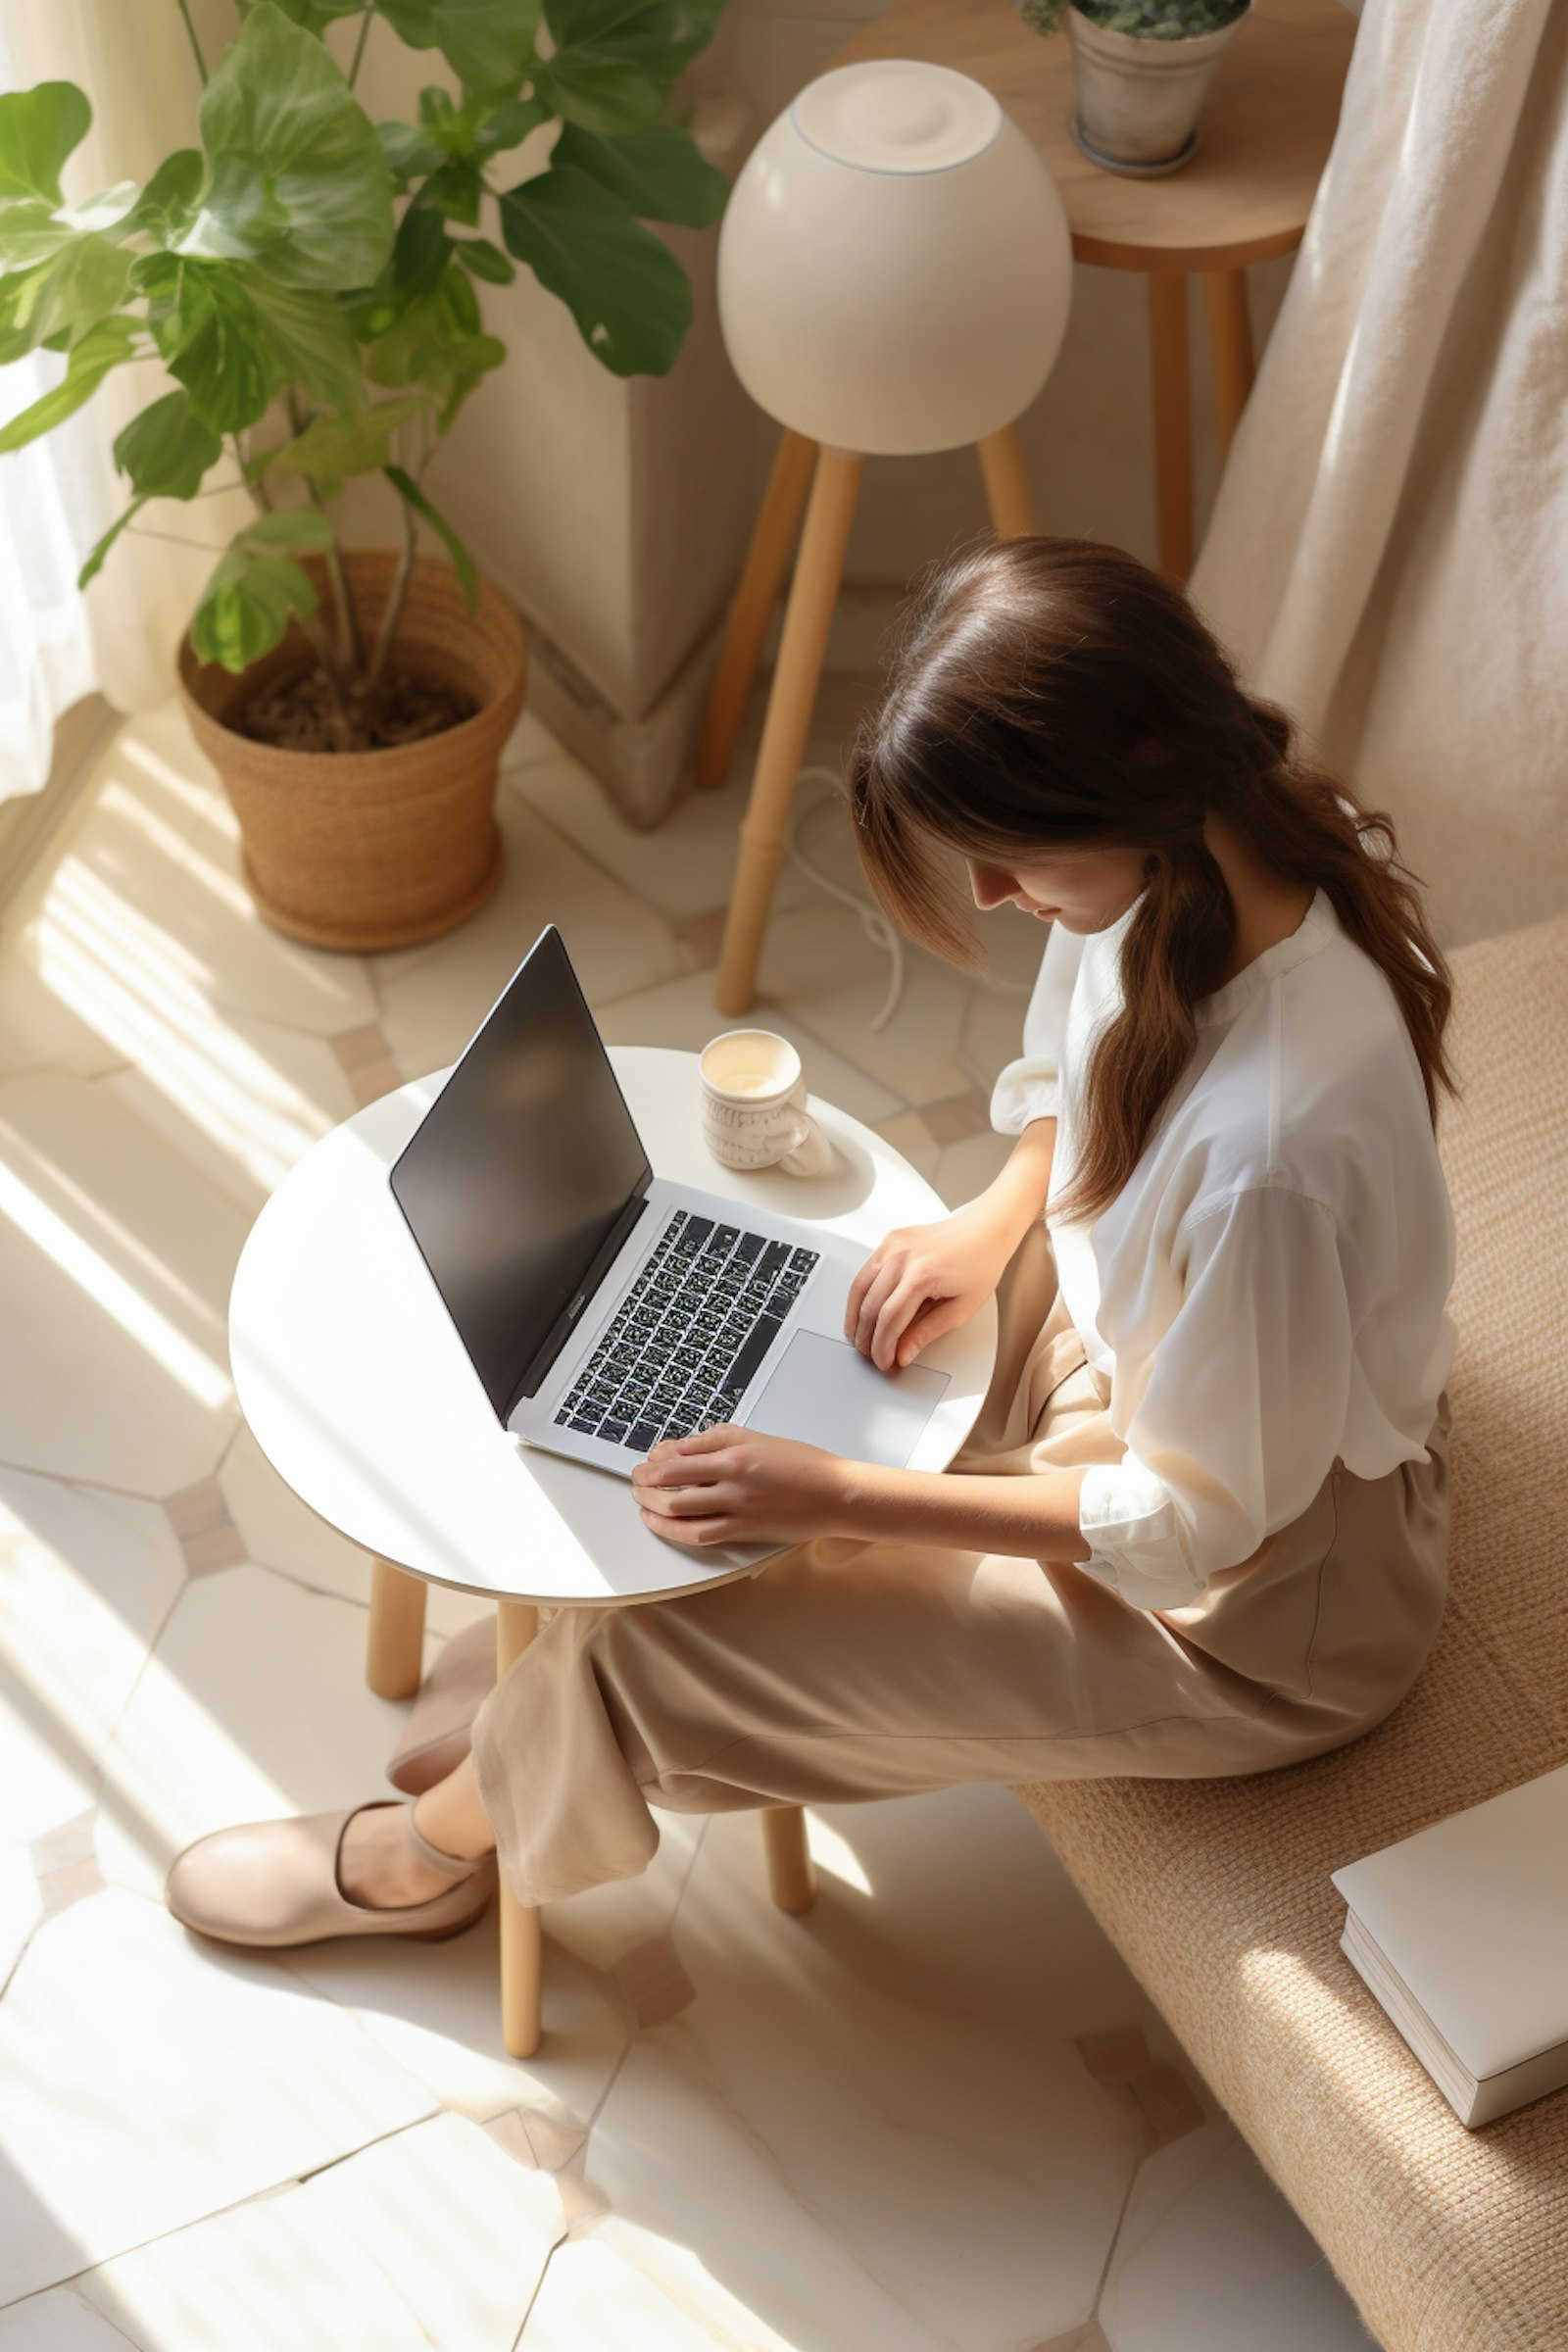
[713,444,865,1017]
[1203,267,1255,461]
[694,427,818,790]
[496,1598,543,2058]
[762,1804,816,1913]
[1147,271,1194,583]
[976,423,1038,539]
[366,1557,426,1699]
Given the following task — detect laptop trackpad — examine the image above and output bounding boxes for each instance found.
[744,1330,950,1468]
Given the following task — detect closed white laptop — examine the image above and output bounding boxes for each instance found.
[1331,1763,1568,2127]
[387,924,951,1478]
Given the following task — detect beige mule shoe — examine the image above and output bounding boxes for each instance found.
[165,1798,497,1949]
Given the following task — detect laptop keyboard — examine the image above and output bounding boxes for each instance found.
[554,1209,820,1453]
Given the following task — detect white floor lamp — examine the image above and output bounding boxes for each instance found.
[696,58,1074,1015]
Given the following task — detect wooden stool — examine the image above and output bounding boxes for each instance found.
[698,0,1353,1015]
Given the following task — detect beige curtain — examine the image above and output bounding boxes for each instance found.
[1187,0,1568,951]
[0,0,250,800]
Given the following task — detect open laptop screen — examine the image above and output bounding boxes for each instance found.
[387,926,652,1422]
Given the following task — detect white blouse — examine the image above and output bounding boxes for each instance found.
[990,880,1457,1612]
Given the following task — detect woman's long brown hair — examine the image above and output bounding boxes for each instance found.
[848,534,1458,1227]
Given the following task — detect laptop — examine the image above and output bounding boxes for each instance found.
[387,924,951,1480]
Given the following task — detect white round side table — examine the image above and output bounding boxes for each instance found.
[228,1046,998,2055]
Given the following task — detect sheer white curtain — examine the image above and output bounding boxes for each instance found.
[1188,0,1568,951]
[0,2,240,803]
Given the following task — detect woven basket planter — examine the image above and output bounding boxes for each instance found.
[177,549,527,954]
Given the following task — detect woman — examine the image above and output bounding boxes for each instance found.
[165,536,1459,1945]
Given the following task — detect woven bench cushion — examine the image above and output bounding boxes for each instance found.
[1013,905,1568,2352]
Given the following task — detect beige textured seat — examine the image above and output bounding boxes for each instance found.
[1013,906,1568,2351]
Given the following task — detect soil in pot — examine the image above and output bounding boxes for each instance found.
[234,662,480,754]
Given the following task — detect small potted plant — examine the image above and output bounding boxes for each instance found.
[0,0,729,951]
[1018,0,1251,176]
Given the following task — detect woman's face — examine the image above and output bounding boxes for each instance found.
[966,845,1151,935]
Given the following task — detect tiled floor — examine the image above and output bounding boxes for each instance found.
[0,678,1379,2350]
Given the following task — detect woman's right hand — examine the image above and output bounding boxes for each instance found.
[845,1200,1022,1374]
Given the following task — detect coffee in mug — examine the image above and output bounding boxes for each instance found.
[699,1029,833,1176]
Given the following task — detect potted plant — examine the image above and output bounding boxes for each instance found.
[0,0,730,951]
[1018,0,1251,177]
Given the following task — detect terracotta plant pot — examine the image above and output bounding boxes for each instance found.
[177,548,528,954]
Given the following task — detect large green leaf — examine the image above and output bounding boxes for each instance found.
[0,314,138,454]
[551,120,727,227]
[383,463,478,611]
[113,389,222,499]
[122,152,205,248]
[0,234,131,362]
[530,52,663,136]
[142,255,280,433]
[187,3,393,292]
[241,0,367,28]
[543,0,725,93]
[267,391,430,481]
[373,0,545,94]
[242,271,364,412]
[0,83,91,207]
[499,159,689,375]
[452,236,514,284]
[191,538,320,671]
[363,267,502,428]
[176,152,292,265]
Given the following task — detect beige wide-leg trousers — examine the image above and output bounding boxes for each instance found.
[468,1222,1453,1912]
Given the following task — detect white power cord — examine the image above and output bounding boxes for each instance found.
[782,762,1036,1033]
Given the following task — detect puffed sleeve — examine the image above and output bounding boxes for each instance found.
[1075,1185,1353,1611]
[990,918,1087,1134]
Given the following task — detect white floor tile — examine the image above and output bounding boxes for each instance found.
[0,2286,136,2348]
[69,2112,565,2352]
[0,1466,185,1846]
[933,1128,1015,1211]
[756,899,975,1108]
[0,1835,41,1997]
[1101,2127,1377,2352]
[579,1798,1141,2352]
[92,1564,438,1903]
[0,1886,436,2304]
[519,2211,810,2351]
[594,969,902,1128]
[0,705,223,1085]
[104,1006,360,1219]
[0,1073,243,1494]
[280,1909,628,2134]
[370,794,691,1078]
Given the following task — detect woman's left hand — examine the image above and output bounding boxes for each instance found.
[630,1425,849,1548]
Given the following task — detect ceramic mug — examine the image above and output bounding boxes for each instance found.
[699,1029,833,1176]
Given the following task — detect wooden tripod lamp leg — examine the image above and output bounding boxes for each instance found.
[1147,270,1195,584]
[762,1804,817,1912]
[366,1557,426,1699]
[713,444,865,1017]
[496,1597,542,2058]
[695,428,819,790]
[1203,267,1255,461]
[976,423,1038,539]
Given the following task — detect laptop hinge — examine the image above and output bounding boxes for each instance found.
[505,1185,650,1418]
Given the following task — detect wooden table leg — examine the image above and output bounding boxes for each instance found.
[713,444,865,1017]
[366,1557,426,1699]
[762,1804,817,1913]
[1203,266,1255,461]
[497,1597,543,2059]
[694,427,818,790]
[976,422,1038,540]
[1147,270,1194,584]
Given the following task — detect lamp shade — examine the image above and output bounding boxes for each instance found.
[716,61,1073,459]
